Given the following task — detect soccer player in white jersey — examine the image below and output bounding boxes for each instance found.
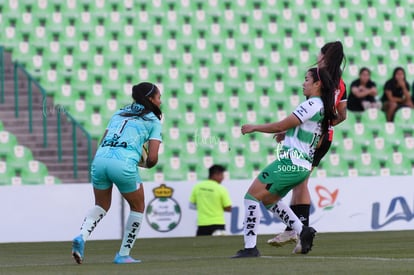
[232,67,336,258]
[71,82,162,264]
[268,41,347,249]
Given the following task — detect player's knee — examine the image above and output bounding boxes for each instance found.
[130,201,145,212]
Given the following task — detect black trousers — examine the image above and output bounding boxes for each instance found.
[196,224,225,236]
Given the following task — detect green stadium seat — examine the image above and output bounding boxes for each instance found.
[21,160,49,185]
[69,98,88,124]
[360,108,387,133]
[388,152,412,176]
[336,138,361,162]
[401,136,414,162]
[162,154,186,181]
[337,112,359,134]
[368,136,394,162]
[0,161,14,185]
[353,152,381,176]
[228,150,252,179]
[324,150,348,177]
[2,0,413,181]
[375,122,404,147]
[394,107,414,131]
[44,175,62,184]
[8,145,34,172]
[0,131,19,157]
[312,161,327,178]
[84,80,108,108]
[138,167,155,182]
[211,146,232,167]
[84,111,107,140]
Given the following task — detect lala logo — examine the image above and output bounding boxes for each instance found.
[315,185,339,210]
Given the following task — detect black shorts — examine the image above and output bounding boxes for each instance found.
[196,225,225,236]
[312,133,332,167]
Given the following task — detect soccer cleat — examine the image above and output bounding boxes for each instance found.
[292,226,317,254]
[113,253,141,264]
[72,235,85,264]
[231,246,261,258]
[267,230,298,247]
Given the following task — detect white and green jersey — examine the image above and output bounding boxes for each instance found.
[284,96,324,169]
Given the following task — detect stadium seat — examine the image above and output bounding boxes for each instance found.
[394,107,414,131]
[375,122,404,147]
[162,152,186,181]
[0,161,14,185]
[8,145,34,172]
[368,136,394,162]
[388,152,412,176]
[1,0,413,181]
[360,108,387,133]
[324,151,348,177]
[335,138,361,162]
[353,152,380,176]
[21,160,49,185]
[0,131,19,157]
[228,150,252,179]
[138,167,155,182]
[401,136,414,162]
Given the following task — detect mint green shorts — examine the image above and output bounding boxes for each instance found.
[91,157,142,193]
[257,157,311,197]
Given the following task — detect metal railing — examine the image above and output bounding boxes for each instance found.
[0,46,4,104]
[11,62,93,181]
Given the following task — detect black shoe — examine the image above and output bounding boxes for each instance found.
[231,246,261,258]
[296,226,317,254]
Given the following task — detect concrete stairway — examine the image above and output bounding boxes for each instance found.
[0,50,97,183]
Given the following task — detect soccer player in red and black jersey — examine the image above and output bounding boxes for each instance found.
[268,41,347,250]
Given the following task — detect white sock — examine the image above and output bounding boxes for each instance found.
[79,205,107,241]
[243,197,260,249]
[119,211,143,256]
[269,200,303,233]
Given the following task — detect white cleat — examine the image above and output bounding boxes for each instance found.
[267,230,298,247]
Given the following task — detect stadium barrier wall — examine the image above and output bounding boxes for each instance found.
[1,176,413,243]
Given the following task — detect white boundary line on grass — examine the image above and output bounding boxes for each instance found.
[261,256,414,262]
[2,255,414,268]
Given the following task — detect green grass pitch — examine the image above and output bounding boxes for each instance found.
[1,231,414,275]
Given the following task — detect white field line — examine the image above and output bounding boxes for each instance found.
[2,255,414,268]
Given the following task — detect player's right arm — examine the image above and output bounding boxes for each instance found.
[146,140,161,168]
[241,98,322,134]
[331,101,347,126]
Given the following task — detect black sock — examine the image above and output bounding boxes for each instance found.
[284,204,311,231]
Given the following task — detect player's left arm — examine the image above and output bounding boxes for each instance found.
[241,114,301,134]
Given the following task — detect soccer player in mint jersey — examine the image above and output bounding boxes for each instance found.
[268,41,347,249]
[71,82,162,264]
[232,67,336,258]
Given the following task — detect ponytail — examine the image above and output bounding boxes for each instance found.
[307,68,336,133]
[319,41,346,88]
